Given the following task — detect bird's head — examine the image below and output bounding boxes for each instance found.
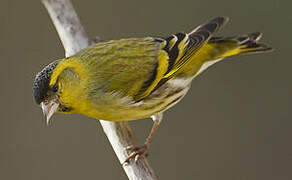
[33,58,88,124]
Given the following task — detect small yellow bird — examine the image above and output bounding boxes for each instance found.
[33,17,272,163]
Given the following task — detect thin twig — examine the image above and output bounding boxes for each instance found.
[41,0,157,179]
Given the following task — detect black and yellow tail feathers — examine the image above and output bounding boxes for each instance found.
[209,32,273,58]
[237,32,273,54]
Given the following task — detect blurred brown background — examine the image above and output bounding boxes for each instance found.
[0,0,291,179]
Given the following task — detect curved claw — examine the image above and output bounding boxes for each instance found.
[123,144,149,164]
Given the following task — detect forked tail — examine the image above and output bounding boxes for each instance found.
[209,32,273,58]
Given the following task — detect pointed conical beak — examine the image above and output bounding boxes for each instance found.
[41,100,59,125]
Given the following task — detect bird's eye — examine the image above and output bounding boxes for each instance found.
[51,84,59,92]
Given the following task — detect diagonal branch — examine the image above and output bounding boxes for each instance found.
[42,0,157,180]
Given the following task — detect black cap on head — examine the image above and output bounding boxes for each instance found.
[33,61,59,104]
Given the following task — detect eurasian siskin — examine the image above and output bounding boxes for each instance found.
[33,17,272,162]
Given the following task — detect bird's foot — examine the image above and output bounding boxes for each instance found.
[123,144,149,165]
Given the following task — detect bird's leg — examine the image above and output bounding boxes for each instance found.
[123,113,163,164]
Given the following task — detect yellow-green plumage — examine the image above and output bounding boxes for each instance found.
[33,17,273,162]
[33,17,272,122]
